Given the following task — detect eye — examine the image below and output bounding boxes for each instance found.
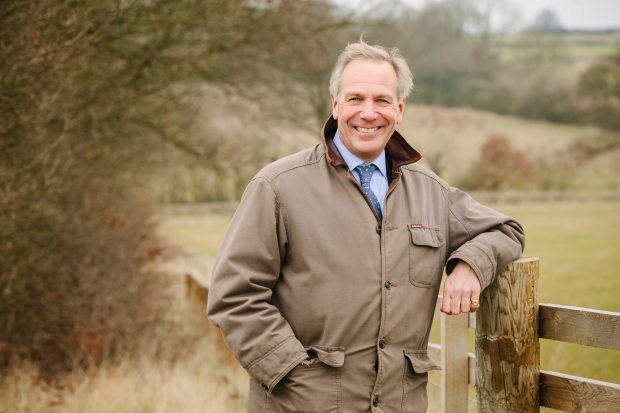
[347,96,362,102]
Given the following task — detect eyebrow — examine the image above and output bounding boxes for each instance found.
[344,92,394,100]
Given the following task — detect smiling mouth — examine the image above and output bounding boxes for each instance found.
[354,126,380,133]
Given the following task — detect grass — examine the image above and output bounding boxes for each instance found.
[501,201,620,313]
[158,210,231,258]
[496,200,620,384]
[157,209,233,273]
[0,341,248,413]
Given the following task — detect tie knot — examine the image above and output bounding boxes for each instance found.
[355,163,377,185]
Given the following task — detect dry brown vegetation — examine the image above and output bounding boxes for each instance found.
[0,342,248,413]
[0,259,249,412]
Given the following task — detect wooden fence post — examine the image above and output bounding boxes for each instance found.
[440,312,469,413]
[475,258,540,412]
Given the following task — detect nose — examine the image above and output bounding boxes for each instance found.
[360,99,379,121]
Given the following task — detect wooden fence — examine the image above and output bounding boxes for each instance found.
[429,257,620,412]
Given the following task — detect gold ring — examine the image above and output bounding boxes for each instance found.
[470,299,480,308]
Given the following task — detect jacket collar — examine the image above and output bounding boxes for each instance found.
[322,116,422,171]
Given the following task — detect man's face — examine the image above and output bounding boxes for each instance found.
[331,59,405,163]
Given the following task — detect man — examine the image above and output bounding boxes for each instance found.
[207,40,525,413]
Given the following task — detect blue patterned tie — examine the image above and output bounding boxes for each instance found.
[355,163,383,219]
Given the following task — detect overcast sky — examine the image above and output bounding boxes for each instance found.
[403,0,620,30]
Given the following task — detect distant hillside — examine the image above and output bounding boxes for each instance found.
[399,105,620,189]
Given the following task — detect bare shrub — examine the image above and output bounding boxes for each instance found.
[459,134,534,190]
[579,49,620,131]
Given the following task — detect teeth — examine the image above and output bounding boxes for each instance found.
[356,127,378,133]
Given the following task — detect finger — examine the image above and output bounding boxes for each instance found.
[470,292,481,313]
[450,291,461,315]
[461,294,471,313]
[441,293,451,314]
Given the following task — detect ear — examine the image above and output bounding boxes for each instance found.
[396,99,406,124]
[330,94,338,119]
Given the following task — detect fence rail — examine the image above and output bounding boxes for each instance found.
[429,257,620,412]
[539,303,620,351]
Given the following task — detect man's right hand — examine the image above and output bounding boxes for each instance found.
[440,260,481,315]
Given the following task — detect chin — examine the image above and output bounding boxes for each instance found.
[357,141,384,152]
[355,147,383,161]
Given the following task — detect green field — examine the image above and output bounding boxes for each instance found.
[159,199,620,390]
[496,200,620,384]
[490,33,620,63]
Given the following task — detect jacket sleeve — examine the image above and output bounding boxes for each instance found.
[445,186,525,290]
[207,177,307,392]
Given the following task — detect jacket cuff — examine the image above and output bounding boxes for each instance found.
[246,336,308,394]
[446,243,495,290]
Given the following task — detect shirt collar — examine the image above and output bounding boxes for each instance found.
[334,129,387,178]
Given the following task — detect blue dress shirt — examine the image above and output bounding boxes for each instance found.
[333,130,388,213]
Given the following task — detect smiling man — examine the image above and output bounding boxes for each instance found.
[208,40,525,413]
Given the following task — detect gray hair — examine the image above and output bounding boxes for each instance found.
[329,40,414,102]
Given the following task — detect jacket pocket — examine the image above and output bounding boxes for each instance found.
[402,350,441,413]
[268,346,344,413]
[408,224,445,288]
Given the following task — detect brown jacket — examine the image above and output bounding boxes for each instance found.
[207,117,525,413]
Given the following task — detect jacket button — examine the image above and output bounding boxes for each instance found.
[372,395,379,407]
[376,224,382,234]
[384,280,392,290]
[379,338,386,349]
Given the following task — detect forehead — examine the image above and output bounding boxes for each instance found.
[340,59,398,97]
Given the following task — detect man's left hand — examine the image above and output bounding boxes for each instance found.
[440,260,481,315]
